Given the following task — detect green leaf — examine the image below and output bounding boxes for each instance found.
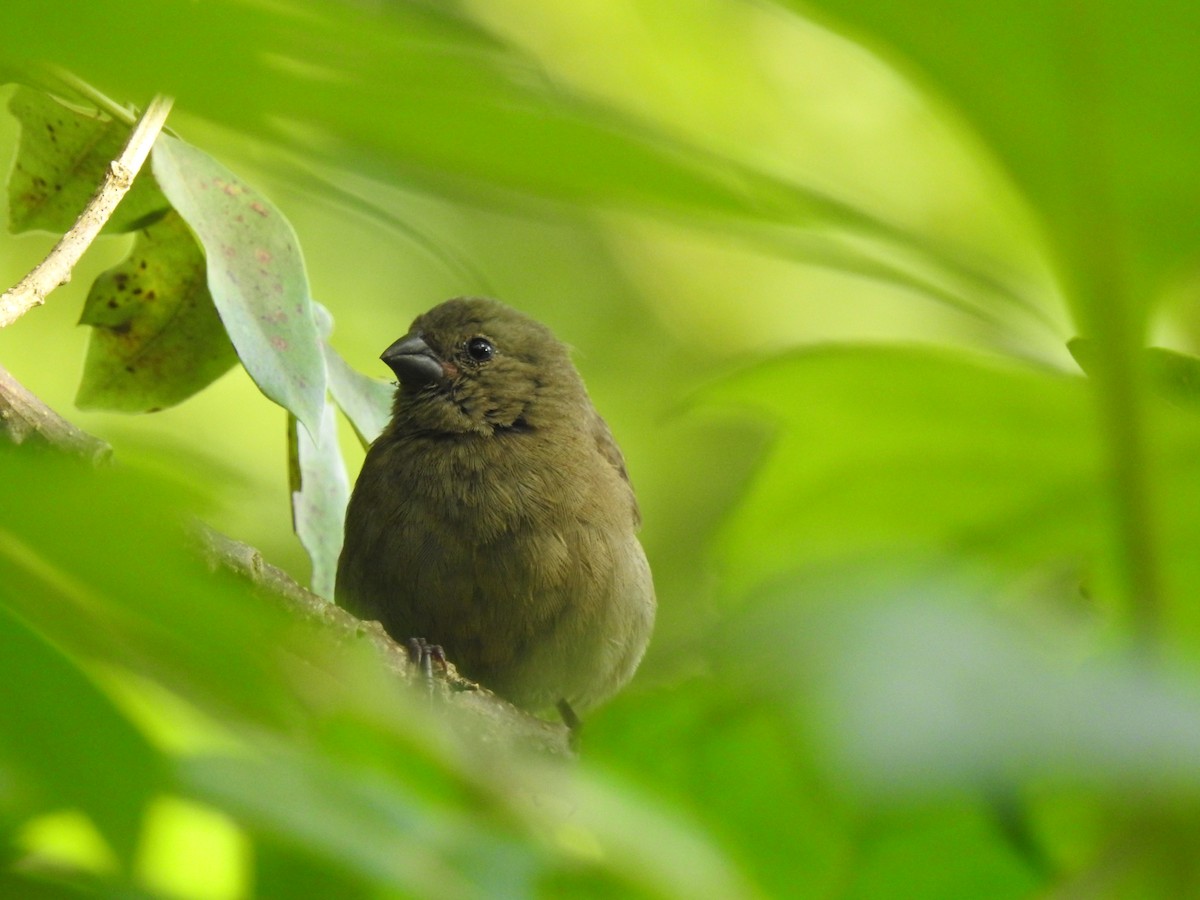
[0,603,163,864]
[5,3,1036,324]
[788,0,1200,307]
[700,346,1098,597]
[1070,339,1200,413]
[182,750,538,898]
[808,594,1200,797]
[0,451,306,733]
[75,209,238,412]
[323,342,392,448]
[151,134,326,436]
[6,86,167,235]
[289,403,349,600]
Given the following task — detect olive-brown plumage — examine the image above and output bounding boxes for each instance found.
[336,298,655,714]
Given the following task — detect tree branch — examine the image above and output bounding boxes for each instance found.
[0,94,174,329]
[193,523,572,756]
[0,362,111,461]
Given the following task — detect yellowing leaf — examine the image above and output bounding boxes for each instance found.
[76,210,237,412]
[7,86,167,235]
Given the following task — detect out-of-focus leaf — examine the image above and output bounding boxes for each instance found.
[808,595,1200,796]
[182,750,537,898]
[771,0,1187,654]
[323,343,392,448]
[787,0,1200,311]
[0,870,133,899]
[585,685,850,898]
[0,451,304,731]
[4,2,1038,323]
[289,403,348,600]
[76,209,237,412]
[152,134,326,436]
[1071,339,1200,413]
[0,602,162,864]
[699,345,1098,597]
[254,839,373,900]
[6,86,167,234]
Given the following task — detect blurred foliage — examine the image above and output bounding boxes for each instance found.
[3,0,1200,896]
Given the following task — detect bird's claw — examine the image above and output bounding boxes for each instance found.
[405,637,447,701]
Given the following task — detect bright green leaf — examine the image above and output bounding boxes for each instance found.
[0,451,307,734]
[700,346,1099,597]
[151,134,326,436]
[0,603,163,864]
[75,209,237,412]
[1071,339,1200,414]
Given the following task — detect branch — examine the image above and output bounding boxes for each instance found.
[0,362,111,462]
[194,523,573,756]
[0,94,174,329]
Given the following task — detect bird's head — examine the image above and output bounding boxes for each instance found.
[381,297,583,436]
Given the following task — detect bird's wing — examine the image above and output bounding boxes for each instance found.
[591,410,641,527]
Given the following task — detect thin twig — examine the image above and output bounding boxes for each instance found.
[0,93,174,329]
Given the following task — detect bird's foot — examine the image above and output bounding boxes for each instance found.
[405,637,448,701]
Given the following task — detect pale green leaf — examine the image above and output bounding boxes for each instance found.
[151,134,326,436]
[289,403,348,600]
[323,342,392,448]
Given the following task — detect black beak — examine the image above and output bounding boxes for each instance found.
[381,333,445,386]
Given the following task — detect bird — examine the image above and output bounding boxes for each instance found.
[335,297,655,720]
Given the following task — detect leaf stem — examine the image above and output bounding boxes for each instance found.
[44,66,138,124]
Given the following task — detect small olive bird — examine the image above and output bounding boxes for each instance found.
[336,298,655,720]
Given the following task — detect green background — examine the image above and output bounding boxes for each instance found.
[4,0,1200,896]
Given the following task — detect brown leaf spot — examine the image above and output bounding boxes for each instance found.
[250,201,269,217]
[270,336,289,351]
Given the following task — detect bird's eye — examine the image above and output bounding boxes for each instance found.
[465,336,495,362]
